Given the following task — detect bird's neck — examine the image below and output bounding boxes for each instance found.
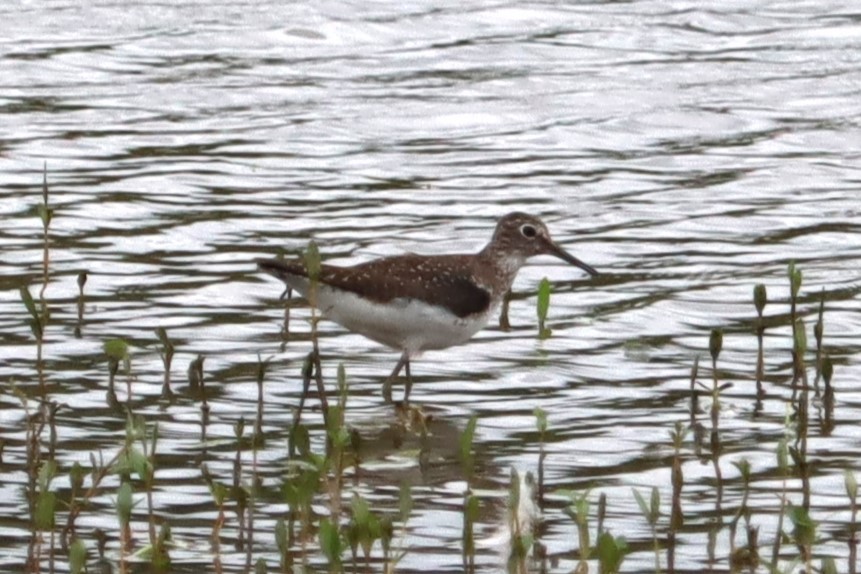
[475,243,527,298]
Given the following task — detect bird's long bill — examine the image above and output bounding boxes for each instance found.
[544,239,599,276]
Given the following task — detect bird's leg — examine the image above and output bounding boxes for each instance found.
[499,288,513,330]
[403,356,413,404]
[280,287,292,350]
[383,351,409,404]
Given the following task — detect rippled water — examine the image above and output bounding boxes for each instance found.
[2,1,861,572]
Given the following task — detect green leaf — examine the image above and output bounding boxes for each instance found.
[346,522,360,559]
[632,488,650,522]
[793,318,807,356]
[38,460,57,491]
[275,517,288,554]
[35,491,56,530]
[69,461,86,493]
[326,405,342,437]
[329,425,351,450]
[256,353,271,386]
[128,447,151,482]
[319,518,342,567]
[459,415,478,462]
[116,481,134,525]
[776,438,789,475]
[351,493,371,527]
[709,329,723,363]
[361,513,379,558]
[459,415,478,478]
[788,261,802,298]
[537,277,551,322]
[562,489,591,526]
[732,458,751,483]
[27,318,43,341]
[465,494,480,522]
[536,278,553,338]
[845,469,858,502]
[155,327,170,346]
[69,538,87,574]
[462,494,479,555]
[337,362,346,392]
[304,240,321,282]
[283,463,322,511]
[38,204,54,229]
[19,286,38,320]
[210,481,229,506]
[534,407,548,435]
[154,523,172,568]
[508,468,521,513]
[596,531,628,574]
[650,487,660,522]
[104,338,129,361]
[510,532,533,564]
[337,363,349,410]
[670,420,688,451]
[281,481,299,509]
[379,515,394,555]
[42,164,49,205]
[156,327,174,361]
[753,284,767,316]
[787,504,816,547]
[399,481,413,523]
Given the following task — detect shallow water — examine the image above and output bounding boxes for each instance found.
[2,1,861,572]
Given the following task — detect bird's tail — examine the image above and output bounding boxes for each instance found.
[255,258,307,281]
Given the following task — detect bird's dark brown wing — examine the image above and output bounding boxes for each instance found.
[256,255,491,319]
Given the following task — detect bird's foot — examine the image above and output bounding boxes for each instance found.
[394,401,429,433]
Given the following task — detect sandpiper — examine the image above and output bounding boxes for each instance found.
[257,212,598,402]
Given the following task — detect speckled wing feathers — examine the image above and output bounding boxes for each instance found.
[256,255,492,319]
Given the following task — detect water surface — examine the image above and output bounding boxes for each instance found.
[1,1,860,572]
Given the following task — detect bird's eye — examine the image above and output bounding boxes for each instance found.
[520,224,537,238]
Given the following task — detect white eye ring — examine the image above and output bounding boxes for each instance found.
[520,224,538,238]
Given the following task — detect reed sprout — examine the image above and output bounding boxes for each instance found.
[536,277,552,339]
[632,486,660,573]
[460,414,479,573]
[846,469,858,574]
[155,327,175,398]
[563,489,592,570]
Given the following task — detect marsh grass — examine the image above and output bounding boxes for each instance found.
[4,171,857,573]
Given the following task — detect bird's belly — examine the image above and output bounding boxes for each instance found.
[311,285,491,353]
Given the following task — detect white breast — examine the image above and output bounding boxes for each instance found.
[279,274,492,353]
[320,286,492,353]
